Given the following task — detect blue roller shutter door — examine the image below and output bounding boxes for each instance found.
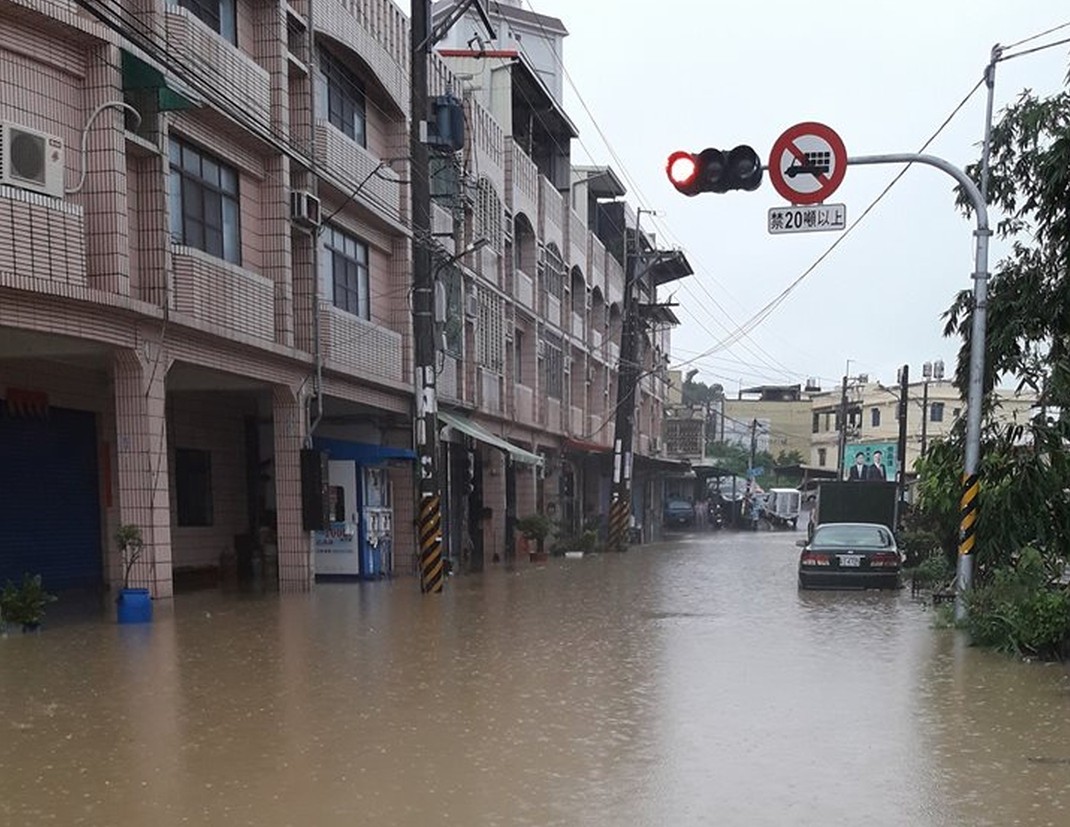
[0,406,102,590]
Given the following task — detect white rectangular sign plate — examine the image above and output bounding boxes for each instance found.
[768,203,847,234]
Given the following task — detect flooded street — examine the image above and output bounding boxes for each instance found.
[3,530,1070,826]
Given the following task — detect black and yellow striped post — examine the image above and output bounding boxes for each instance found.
[954,471,980,619]
[419,493,444,593]
[958,472,979,556]
[608,495,630,553]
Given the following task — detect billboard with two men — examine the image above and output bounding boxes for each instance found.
[843,442,897,482]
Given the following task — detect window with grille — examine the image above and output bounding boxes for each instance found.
[476,286,504,372]
[541,332,563,399]
[317,46,366,146]
[474,178,503,251]
[168,137,241,264]
[871,407,881,427]
[930,402,945,422]
[543,244,564,299]
[322,224,369,319]
[176,0,236,44]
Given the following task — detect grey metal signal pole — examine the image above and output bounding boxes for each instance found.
[846,152,990,620]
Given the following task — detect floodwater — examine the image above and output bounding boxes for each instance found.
[3,531,1070,826]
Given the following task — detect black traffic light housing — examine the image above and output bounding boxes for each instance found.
[666,145,763,196]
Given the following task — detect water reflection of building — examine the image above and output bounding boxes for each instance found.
[0,0,689,598]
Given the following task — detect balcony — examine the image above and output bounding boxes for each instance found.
[540,176,564,251]
[439,354,460,402]
[507,140,539,223]
[165,8,271,128]
[0,187,86,291]
[312,0,409,115]
[514,383,535,425]
[172,247,274,342]
[319,302,403,384]
[588,233,606,296]
[316,123,403,225]
[514,268,534,310]
[568,209,587,274]
[545,294,561,329]
[605,255,624,307]
[569,405,584,435]
[587,415,608,446]
[478,367,502,414]
[570,310,584,340]
[545,397,562,432]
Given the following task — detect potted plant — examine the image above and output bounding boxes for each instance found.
[116,524,152,624]
[0,573,57,633]
[516,513,554,562]
[552,527,599,558]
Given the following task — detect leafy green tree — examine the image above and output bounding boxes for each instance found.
[924,79,1070,577]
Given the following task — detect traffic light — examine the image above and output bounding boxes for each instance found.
[666,145,763,196]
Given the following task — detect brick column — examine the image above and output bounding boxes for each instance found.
[113,346,174,598]
[83,43,132,295]
[273,384,313,591]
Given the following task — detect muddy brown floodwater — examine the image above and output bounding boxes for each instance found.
[2,530,1070,825]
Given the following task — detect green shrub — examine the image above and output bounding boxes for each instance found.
[898,528,943,569]
[964,547,1070,659]
[551,528,598,556]
[909,552,955,588]
[0,573,58,629]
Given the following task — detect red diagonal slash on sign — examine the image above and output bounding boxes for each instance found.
[769,122,847,205]
[785,141,830,186]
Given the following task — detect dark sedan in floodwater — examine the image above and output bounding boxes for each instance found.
[663,498,695,528]
[797,522,902,590]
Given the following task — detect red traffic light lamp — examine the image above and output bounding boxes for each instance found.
[666,145,763,196]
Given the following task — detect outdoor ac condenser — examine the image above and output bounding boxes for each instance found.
[0,123,65,198]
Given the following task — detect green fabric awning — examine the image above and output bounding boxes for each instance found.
[121,50,199,112]
[439,410,543,466]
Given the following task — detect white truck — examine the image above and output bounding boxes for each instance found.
[764,488,802,529]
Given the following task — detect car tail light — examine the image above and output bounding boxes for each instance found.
[801,552,830,567]
[869,552,900,568]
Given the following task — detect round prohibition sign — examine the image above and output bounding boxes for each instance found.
[768,122,847,205]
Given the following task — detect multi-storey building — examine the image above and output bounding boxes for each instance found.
[810,378,1036,477]
[722,384,814,462]
[0,0,686,597]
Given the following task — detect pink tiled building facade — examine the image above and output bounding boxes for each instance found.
[0,0,684,598]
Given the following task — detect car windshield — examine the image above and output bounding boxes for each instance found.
[667,500,691,510]
[812,524,893,548]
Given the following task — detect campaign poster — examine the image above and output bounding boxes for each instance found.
[843,442,896,482]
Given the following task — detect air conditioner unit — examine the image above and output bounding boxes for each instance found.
[536,339,546,358]
[290,190,321,229]
[0,123,65,198]
[464,286,479,319]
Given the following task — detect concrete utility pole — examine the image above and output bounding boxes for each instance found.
[748,418,758,482]
[895,364,909,528]
[836,373,849,480]
[409,0,443,593]
[409,0,495,593]
[608,217,641,552]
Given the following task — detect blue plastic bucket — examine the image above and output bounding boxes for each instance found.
[117,588,153,624]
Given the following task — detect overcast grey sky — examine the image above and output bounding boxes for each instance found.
[526,0,1069,394]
